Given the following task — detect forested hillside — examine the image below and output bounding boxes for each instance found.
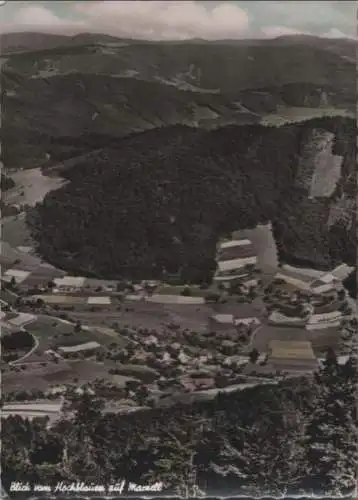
[2,352,357,497]
[28,117,356,282]
[1,174,15,192]
[1,34,355,168]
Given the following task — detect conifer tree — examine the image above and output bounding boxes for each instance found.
[303,348,358,495]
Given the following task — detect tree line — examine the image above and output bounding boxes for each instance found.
[2,349,357,497]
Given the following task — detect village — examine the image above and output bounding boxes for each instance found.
[1,226,356,425]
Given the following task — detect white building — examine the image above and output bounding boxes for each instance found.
[58,341,101,354]
[217,256,257,273]
[54,276,86,291]
[219,239,252,250]
[274,272,312,291]
[234,317,260,327]
[214,238,258,284]
[268,311,306,325]
[2,269,31,284]
[330,263,354,281]
[306,311,342,330]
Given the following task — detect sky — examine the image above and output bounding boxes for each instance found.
[0,1,356,40]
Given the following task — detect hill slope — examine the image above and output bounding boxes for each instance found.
[27,117,356,282]
[1,34,355,167]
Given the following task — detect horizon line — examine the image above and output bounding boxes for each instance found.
[0,30,355,42]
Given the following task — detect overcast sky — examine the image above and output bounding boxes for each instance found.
[0,1,356,40]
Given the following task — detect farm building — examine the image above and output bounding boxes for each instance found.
[310,274,339,295]
[313,298,343,315]
[268,311,307,327]
[241,278,259,289]
[234,317,260,327]
[217,256,257,273]
[2,400,63,426]
[281,264,323,279]
[209,313,260,333]
[330,263,354,281]
[306,311,342,330]
[208,314,237,335]
[267,340,318,372]
[58,341,101,354]
[214,238,257,285]
[53,276,86,291]
[217,239,256,261]
[213,268,251,283]
[274,271,312,291]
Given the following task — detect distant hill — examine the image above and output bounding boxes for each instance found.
[1,34,355,167]
[0,32,72,54]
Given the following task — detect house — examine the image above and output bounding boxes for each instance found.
[54,276,86,292]
[234,317,260,327]
[58,341,101,354]
[213,268,251,283]
[310,273,339,295]
[306,310,343,330]
[214,238,258,285]
[217,256,257,274]
[274,272,312,291]
[211,313,235,325]
[208,314,239,335]
[268,310,307,327]
[178,351,190,364]
[330,263,354,281]
[217,239,256,261]
[142,335,159,347]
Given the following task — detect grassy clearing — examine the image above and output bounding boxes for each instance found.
[25,316,75,348]
[261,106,354,126]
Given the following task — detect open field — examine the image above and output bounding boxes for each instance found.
[2,373,51,392]
[25,314,128,351]
[232,222,278,273]
[3,357,138,394]
[32,294,88,305]
[1,214,34,248]
[1,241,65,279]
[251,322,340,354]
[67,360,139,386]
[5,168,66,207]
[69,300,214,333]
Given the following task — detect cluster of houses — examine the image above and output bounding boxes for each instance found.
[268,263,353,331]
[213,238,259,290]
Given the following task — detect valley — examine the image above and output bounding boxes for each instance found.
[1,29,357,498]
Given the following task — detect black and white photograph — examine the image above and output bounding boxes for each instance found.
[0,1,357,497]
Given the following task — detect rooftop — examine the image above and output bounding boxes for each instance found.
[54,276,86,288]
[219,239,252,250]
[211,314,234,324]
[58,341,101,353]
